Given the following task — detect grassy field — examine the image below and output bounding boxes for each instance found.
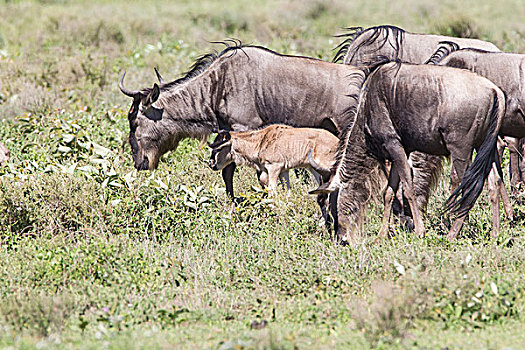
[1,0,525,349]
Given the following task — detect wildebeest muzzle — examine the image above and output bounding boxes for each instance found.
[136,156,150,171]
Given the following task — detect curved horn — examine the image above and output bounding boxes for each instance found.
[119,72,140,97]
[154,67,164,84]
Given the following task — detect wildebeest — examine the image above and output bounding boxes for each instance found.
[208,124,339,190]
[0,142,9,166]
[118,44,367,199]
[428,46,525,196]
[314,61,506,244]
[334,25,500,66]
[333,25,503,214]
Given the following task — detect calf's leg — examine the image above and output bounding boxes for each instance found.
[266,164,283,191]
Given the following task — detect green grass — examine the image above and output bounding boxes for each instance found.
[1,0,525,349]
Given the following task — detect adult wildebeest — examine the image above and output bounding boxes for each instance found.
[118,44,367,227]
[208,125,339,190]
[333,25,504,214]
[314,61,506,244]
[334,25,500,66]
[428,46,525,196]
[118,44,366,185]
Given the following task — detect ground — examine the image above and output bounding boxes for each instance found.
[0,0,524,349]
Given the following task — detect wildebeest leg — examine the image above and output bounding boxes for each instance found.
[488,167,501,237]
[446,155,471,240]
[384,142,426,238]
[505,137,521,196]
[447,216,467,241]
[222,163,237,198]
[316,193,331,234]
[279,170,291,190]
[519,138,525,186]
[494,140,515,220]
[499,178,514,220]
[488,164,514,238]
[314,171,333,237]
[449,155,471,192]
[378,163,400,239]
[493,158,514,221]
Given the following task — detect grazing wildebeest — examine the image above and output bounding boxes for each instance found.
[118,44,367,199]
[0,142,10,166]
[314,61,506,244]
[428,46,525,196]
[208,124,339,190]
[333,25,503,214]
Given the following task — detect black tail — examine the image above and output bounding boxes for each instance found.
[444,94,503,217]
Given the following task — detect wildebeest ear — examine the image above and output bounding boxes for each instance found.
[145,83,160,106]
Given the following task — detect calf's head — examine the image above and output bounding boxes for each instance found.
[208,131,233,171]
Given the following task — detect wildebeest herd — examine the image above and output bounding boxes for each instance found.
[119,25,525,246]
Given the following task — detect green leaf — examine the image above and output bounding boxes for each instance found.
[59,162,77,174]
[110,199,122,206]
[57,145,72,153]
[92,142,112,157]
[62,133,75,143]
[455,305,462,319]
[123,171,136,187]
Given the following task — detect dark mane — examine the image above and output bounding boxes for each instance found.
[425,41,460,64]
[142,40,325,95]
[332,25,406,63]
[164,40,246,90]
[332,58,394,174]
[332,26,365,63]
[426,45,497,66]
[141,40,245,94]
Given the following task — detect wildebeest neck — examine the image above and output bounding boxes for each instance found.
[153,74,221,142]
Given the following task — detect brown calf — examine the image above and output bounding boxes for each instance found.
[208,124,339,191]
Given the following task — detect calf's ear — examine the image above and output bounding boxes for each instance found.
[209,131,232,148]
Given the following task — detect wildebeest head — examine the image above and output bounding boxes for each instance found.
[208,131,233,171]
[119,72,181,171]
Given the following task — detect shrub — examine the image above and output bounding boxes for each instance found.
[0,291,76,337]
[0,173,110,237]
[434,17,481,38]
